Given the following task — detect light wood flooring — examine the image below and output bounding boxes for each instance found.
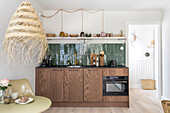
[44,88,164,113]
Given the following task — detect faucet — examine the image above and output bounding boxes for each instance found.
[74,51,77,66]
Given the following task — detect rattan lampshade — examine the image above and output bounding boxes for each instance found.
[3,2,48,64]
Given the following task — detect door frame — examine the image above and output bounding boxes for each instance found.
[126,21,162,99]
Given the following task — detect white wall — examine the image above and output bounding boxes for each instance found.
[128,25,157,88]
[162,8,170,99]
[0,0,43,93]
[43,10,161,35]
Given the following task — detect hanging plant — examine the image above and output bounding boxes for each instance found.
[3,1,48,64]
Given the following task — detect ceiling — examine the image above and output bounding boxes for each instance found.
[35,0,170,11]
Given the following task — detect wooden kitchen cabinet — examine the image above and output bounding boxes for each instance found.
[103,68,129,76]
[36,68,51,98]
[64,69,84,102]
[50,68,64,102]
[84,69,102,102]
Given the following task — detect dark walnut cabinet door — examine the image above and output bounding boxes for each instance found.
[36,68,51,98]
[84,69,102,102]
[64,69,84,102]
[50,68,64,102]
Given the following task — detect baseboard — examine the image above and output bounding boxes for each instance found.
[161,96,170,100]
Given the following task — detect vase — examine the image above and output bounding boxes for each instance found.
[0,90,5,103]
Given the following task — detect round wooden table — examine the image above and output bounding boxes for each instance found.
[0,96,51,113]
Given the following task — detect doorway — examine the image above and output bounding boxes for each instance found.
[127,23,162,99]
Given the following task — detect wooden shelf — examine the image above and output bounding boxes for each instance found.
[47,37,127,44]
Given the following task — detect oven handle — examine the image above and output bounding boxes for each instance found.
[104,81,128,84]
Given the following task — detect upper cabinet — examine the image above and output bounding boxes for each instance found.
[84,69,103,102]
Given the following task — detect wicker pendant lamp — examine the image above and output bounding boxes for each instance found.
[3,1,48,64]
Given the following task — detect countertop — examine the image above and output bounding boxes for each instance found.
[36,65,129,68]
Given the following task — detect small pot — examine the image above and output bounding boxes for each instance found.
[97,34,100,37]
[80,32,85,37]
[59,31,64,37]
[101,31,106,37]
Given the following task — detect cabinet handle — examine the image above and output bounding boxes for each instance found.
[69,69,79,71]
[53,69,62,71]
[88,70,98,71]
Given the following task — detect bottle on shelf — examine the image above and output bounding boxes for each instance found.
[93,59,96,67]
[96,55,99,67]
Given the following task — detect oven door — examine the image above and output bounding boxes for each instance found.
[103,81,128,96]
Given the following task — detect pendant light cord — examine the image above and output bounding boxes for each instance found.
[61,9,63,31]
[102,9,104,32]
[82,9,84,32]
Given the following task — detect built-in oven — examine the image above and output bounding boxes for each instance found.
[103,76,128,96]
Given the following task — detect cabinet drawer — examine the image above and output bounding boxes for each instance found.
[103,96,129,102]
[103,68,129,76]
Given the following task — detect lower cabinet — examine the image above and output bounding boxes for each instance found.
[64,69,84,102]
[84,69,102,102]
[50,69,64,102]
[36,68,129,107]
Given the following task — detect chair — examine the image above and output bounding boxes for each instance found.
[162,100,170,113]
[7,78,34,97]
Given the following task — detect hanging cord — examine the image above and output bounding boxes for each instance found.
[102,9,104,32]
[41,8,103,18]
[61,9,63,31]
[82,9,84,32]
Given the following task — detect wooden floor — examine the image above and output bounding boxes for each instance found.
[43,88,164,113]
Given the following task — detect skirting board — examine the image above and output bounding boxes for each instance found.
[161,96,170,100]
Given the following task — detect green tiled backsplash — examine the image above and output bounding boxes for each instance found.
[47,44,126,66]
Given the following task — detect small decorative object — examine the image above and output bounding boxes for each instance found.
[110,33,113,37]
[101,31,106,37]
[0,79,11,103]
[46,33,56,37]
[120,30,124,37]
[99,51,104,66]
[106,33,110,37]
[59,31,65,37]
[93,34,97,37]
[3,2,48,64]
[11,93,19,100]
[97,34,100,37]
[161,100,170,113]
[64,33,68,37]
[147,40,155,48]
[4,96,11,104]
[86,33,92,37]
[80,32,85,37]
[69,34,79,37]
[145,52,150,57]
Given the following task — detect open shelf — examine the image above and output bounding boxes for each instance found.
[47,37,127,44]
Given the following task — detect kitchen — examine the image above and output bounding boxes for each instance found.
[0,0,169,113]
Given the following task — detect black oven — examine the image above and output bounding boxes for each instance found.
[103,76,128,96]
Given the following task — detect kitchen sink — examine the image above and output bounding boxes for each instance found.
[67,66,82,68]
